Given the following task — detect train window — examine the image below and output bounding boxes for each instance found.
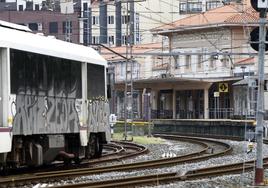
[87,64,105,99]
[10,50,26,94]
[10,49,82,98]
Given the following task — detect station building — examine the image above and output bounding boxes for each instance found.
[104,1,268,123]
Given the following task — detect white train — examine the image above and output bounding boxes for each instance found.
[0,21,110,169]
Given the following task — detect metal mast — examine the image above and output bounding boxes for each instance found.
[255,9,267,185]
[123,0,133,140]
[121,0,140,140]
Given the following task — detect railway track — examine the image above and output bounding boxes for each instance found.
[53,160,268,188]
[0,141,142,176]
[0,135,232,187]
[49,137,268,188]
[86,141,149,165]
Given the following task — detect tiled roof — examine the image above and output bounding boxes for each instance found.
[100,43,162,61]
[234,57,255,65]
[152,3,259,33]
[225,7,258,23]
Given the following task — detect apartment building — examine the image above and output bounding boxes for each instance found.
[90,0,227,47]
[0,0,94,44]
[0,11,80,43]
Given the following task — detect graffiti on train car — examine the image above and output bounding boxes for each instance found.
[88,100,110,133]
[12,95,80,135]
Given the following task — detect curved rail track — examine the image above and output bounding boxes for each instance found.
[0,134,232,187]
[86,141,149,165]
[49,137,268,188]
[0,141,143,176]
[53,160,268,188]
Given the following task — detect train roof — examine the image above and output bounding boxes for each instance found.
[0,24,107,66]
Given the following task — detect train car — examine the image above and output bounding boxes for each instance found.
[0,21,111,169]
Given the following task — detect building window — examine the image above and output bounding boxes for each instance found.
[62,21,72,34]
[19,5,23,11]
[108,15,114,24]
[83,2,88,11]
[221,54,229,67]
[206,1,222,10]
[122,15,130,24]
[197,54,202,68]
[92,16,99,25]
[122,35,127,45]
[49,22,58,33]
[108,35,114,45]
[210,56,215,68]
[28,23,38,31]
[174,55,180,69]
[179,3,187,14]
[92,36,99,44]
[135,13,140,43]
[186,55,191,69]
[120,61,126,78]
[35,4,39,11]
[179,1,202,14]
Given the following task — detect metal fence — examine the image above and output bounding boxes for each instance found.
[209,108,234,119]
[117,108,234,120]
[151,110,173,119]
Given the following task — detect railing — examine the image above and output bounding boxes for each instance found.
[175,110,204,119]
[209,108,234,119]
[151,110,173,119]
[116,110,141,120]
[117,108,234,120]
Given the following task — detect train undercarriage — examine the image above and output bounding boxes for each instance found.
[0,132,106,171]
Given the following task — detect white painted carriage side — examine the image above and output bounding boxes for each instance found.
[0,26,107,66]
[0,48,10,129]
[0,48,12,153]
[0,20,32,32]
[80,62,88,146]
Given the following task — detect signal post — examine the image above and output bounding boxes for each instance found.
[250,0,268,185]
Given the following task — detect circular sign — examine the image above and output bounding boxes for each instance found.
[251,0,262,12]
[250,27,268,51]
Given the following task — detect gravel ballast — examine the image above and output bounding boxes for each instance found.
[32,138,268,188]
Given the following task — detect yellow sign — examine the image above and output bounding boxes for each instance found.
[219,83,228,92]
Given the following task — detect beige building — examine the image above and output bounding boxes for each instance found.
[103,1,265,120]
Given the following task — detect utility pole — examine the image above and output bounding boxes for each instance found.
[108,65,115,114]
[255,9,266,185]
[249,1,268,184]
[123,0,133,141]
[120,0,142,141]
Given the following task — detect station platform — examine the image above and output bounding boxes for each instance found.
[152,119,256,140]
